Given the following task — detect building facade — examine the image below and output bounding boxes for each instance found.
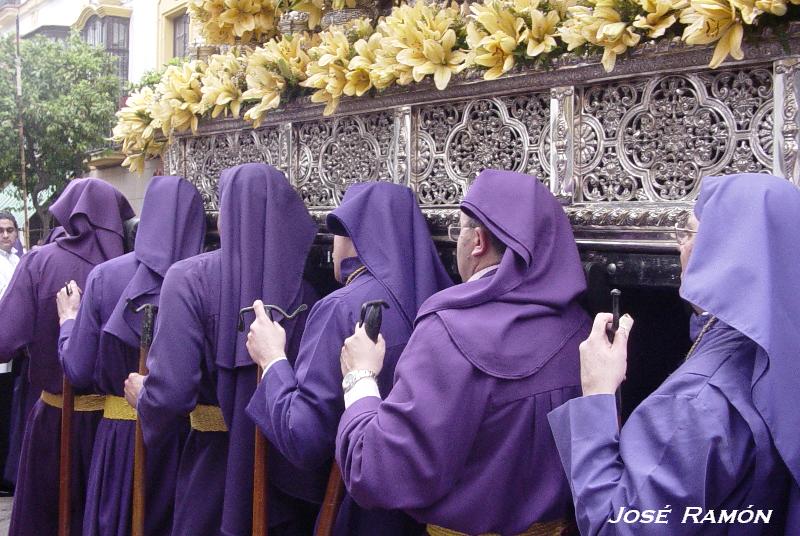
[0,0,197,214]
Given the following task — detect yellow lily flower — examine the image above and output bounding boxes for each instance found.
[201,52,247,118]
[633,0,688,38]
[754,0,787,14]
[112,86,166,173]
[680,0,745,68]
[523,8,561,57]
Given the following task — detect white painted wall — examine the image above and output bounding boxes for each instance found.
[128,0,159,83]
[0,0,83,37]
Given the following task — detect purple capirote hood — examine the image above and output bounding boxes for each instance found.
[217,163,317,369]
[680,173,800,489]
[417,169,588,379]
[103,176,206,348]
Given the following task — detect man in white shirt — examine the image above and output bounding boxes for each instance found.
[0,211,20,301]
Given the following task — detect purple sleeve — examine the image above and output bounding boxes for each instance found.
[137,263,204,448]
[335,315,493,511]
[245,297,350,470]
[58,320,75,357]
[60,268,103,389]
[0,253,36,361]
[547,393,752,535]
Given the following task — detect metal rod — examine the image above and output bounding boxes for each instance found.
[238,303,308,332]
[15,11,29,251]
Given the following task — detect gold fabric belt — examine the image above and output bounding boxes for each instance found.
[103,395,137,421]
[190,404,228,432]
[427,519,572,536]
[41,391,105,412]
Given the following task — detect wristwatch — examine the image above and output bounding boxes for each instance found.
[342,369,377,393]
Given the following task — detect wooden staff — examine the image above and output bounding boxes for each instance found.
[58,376,74,536]
[252,366,269,536]
[59,281,76,536]
[131,303,158,536]
[316,300,388,536]
[238,302,309,536]
[315,464,346,536]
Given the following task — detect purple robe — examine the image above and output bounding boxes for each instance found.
[4,227,66,485]
[0,178,134,536]
[246,182,451,536]
[335,170,589,534]
[549,320,792,535]
[59,176,205,536]
[137,164,318,536]
[548,173,800,535]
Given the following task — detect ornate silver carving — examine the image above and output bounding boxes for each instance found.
[181,128,284,209]
[773,57,800,185]
[295,112,394,207]
[390,106,413,187]
[278,11,310,34]
[566,204,691,227]
[578,68,773,203]
[163,37,800,255]
[164,140,185,179]
[413,94,547,206]
[320,0,377,29]
[549,87,576,201]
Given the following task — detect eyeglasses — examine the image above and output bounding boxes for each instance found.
[674,222,697,245]
[0,227,17,235]
[447,224,462,242]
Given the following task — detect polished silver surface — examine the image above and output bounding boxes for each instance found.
[168,29,800,265]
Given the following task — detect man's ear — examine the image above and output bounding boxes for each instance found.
[471,227,490,257]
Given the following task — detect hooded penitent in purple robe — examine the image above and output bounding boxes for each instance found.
[336,170,589,534]
[0,178,134,536]
[58,176,205,536]
[3,227,67,486]
[548,173,800,535]
[246,182,451,536]
[136,163,319,536]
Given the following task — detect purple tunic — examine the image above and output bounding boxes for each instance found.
[549,320,792,535]
[59,176,205,536]
[247,182,451,536]
[0,178,134,536]
[3,227,66,485]
[549,173,800,534]
[336,171,589,534]
[137,164,318,536]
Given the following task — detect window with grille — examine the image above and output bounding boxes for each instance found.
[173,12,190,59]
[81,15,130,92]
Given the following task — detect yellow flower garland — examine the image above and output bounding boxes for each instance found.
[113,0,799,171]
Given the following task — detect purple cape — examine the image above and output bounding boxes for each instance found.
[248,182,449,535]
[417,169,588,378]
[217,163,318,368]
[335,173,587,534]
[680,173,800,490]
[326,182,452,327]
[138,163,319,535]
[104,176,206,348]
[59,175,204,536]
[50,178,135,265]
[0,178,133,536]
[43,226,67,245]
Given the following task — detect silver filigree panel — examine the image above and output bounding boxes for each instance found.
[182,128,285,209]
[414,94,549,207]
[294,111,395,209]
[577,68,774,203]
